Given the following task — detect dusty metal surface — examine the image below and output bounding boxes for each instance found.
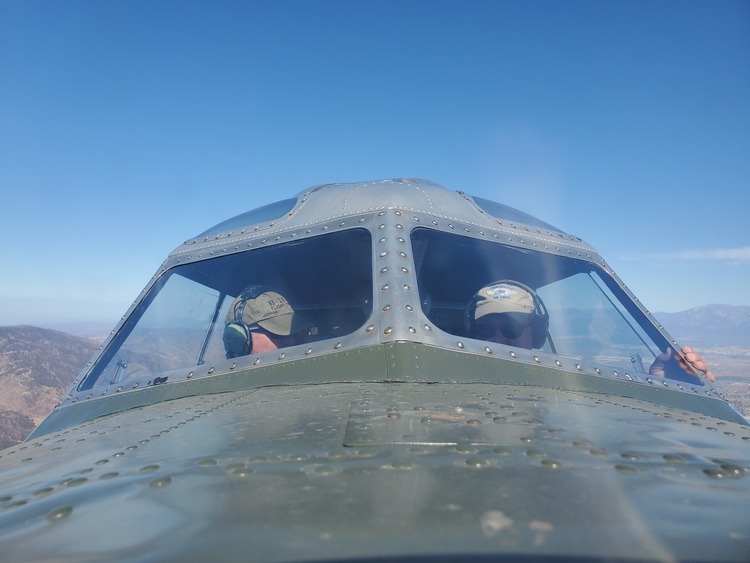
[2,379,749,561]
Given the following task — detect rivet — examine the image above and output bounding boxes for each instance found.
[408,327,417,334]
[399,252,407,258]
[533,356,540,363]
[384,327,394,335]
[305,347,313,355]
[397,237,405,243]
[615,465,638,474]
[365,325,375,332]
[187,373,193,379]
[403,284,411,290]
[278,353,286,360]
[457,342,465,349]
[380,267,389,274]
[383,304,392,311]
[379,237,386,243]
[230,363,237,370]
[646,378,654,384]
[378,224,386,229]
[207,367,215,374]
[595,368,601,374]
[484,347,492,354]
[465,458,487,468]
[334,342,343,349]
[381,283,391,290]
[405,305,413,311]
[400,267,409,273]
[720,464,744,476]
[509,351,517,358]
[47,507,74,521]
[424,324,432,331]
[541,459,562,469]
[380,251,388,257]
[391,461,413,470]
[555,360,562,367]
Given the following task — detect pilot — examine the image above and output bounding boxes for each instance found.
[465,280,548,350]
[466,280,715,382]
[223,285,315,358]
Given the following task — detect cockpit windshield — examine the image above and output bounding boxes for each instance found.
[79,229,372,390]
[412,228,703,384]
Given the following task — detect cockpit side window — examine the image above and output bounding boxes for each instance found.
[411,228,702,384]
[79,229,372,390]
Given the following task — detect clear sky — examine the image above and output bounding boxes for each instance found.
[1,0,748,327]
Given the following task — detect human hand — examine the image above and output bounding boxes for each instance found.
[649,346,715,382]
[680,345,715,382]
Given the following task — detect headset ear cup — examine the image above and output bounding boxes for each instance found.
[224,323,250,358]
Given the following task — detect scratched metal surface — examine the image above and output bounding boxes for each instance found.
[2,380,749,562]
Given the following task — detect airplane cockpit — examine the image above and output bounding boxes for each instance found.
[12,179,750,563]
[47,178,733,431]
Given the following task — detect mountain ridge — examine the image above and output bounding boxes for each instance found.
[655,303,750,348]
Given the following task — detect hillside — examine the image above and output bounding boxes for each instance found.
[0,326,98,449]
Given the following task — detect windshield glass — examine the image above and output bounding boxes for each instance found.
[412,228,702,384]
[80,229,372,390]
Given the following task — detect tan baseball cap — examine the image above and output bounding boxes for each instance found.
[226,289,312,336]
[473,282,535,320]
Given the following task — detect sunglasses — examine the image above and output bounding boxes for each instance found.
[475,314,533,340]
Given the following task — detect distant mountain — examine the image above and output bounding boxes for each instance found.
[0,326,98,449]
[655,304,750,348]
[39,322,112,342]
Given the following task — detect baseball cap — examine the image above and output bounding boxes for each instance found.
[473,281,535,320]
[226,289,312,336]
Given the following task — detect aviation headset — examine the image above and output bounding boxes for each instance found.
[464,280,550,349]
[223,284,269,359]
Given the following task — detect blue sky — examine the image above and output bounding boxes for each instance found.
[1,0,748,327]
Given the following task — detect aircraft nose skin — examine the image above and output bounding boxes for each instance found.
[2,382,749,561]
